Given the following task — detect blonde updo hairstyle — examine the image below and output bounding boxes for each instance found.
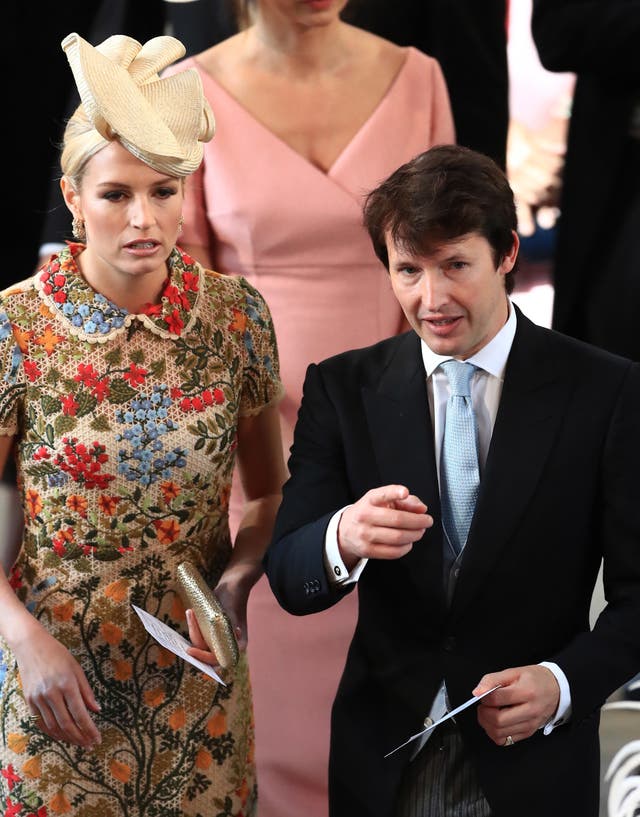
[60,106,111,192]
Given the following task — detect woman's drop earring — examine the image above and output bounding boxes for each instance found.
[72,216,86,241]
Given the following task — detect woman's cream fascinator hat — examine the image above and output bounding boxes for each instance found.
[61,32,215,177]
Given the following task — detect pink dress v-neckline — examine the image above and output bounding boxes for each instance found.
[192,46,417,178]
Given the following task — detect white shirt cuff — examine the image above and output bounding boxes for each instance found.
[539,661,572,734]
[324,506,367,585]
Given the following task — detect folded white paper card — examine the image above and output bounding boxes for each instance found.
[132,604,225,685]
[385,684,502,757]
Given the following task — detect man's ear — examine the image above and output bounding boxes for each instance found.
[499,230,520,275]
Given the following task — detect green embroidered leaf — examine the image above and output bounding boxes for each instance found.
[149,357,167,378]
[54,415,77,435]
[75,390,98,418]
[45,367,62,387]
[44,423,55,446]
[130,349,145,365]
[24,462,58,481]
[108,378,138,404]
[40,394,62,416]
[94,546,124,562]
[74,556,94,573]
[104,346,123,366]
[90,415,111,431]
[43,550,60,568]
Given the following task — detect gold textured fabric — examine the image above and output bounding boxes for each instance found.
[0,243,283,817]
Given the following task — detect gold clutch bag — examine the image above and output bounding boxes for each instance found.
[176,561,239,670]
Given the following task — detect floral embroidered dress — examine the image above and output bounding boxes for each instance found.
[0,243,282,817]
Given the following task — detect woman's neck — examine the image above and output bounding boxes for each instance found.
[248,13,352,75]
[76,249,168,314]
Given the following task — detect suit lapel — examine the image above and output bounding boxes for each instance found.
[450,310,573,619]
[362,333,445,603]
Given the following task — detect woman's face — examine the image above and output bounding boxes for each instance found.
[61,141,184,291]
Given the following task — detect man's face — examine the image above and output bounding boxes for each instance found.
[387,230,519,359]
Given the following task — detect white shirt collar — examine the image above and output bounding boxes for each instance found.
[420,298,517,378]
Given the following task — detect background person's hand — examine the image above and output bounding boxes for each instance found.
[507,117,568,237]
[473,664,561,746]
[337,485,433,570]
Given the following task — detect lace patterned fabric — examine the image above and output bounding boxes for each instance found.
[0,243,283,817]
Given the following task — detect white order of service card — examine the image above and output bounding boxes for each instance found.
[132,604,225,685]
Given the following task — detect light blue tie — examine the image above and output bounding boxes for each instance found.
[439,360,480,557]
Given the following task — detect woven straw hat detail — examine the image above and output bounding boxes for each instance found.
[62,32,215,176]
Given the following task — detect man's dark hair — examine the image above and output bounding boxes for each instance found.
[363,144,519,292]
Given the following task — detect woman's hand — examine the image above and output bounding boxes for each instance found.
[185,566,255,667]
[13,624,101,748]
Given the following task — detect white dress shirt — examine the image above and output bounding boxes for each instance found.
[323,301,571,739]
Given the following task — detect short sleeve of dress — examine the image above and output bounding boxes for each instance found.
[236,278,284,417]
[0,303,26,436]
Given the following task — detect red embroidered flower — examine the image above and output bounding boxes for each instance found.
[181,271,199,292]
[61,394,79,416]
[1,763,21,791]
[54,437,115,490]
[23,360,42,382]
[164,285,182,305]
[92,378,110,402]
[4,797,23,817]
[8,566,22,591]
[74,363,99,389]
[142,302,163,317]
[164,309,184,335]
[123,364,148,387]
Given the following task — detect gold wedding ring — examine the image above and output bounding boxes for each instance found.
[504,735,514,747]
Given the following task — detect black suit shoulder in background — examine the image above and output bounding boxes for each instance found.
[532,0,640,361]
[342,0,509,168]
